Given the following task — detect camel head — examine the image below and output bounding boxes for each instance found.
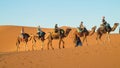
[111,23,119,31]
[65,28,72,36]
[91,26,97,31]
[89,26,97,36]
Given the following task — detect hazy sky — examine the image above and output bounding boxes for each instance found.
[0,0,120,32]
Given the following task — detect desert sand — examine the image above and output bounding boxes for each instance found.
[0,25,120,68]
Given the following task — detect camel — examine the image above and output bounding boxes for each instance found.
[16,31,46,51]
[96,23,119,44]
[46,28,71,49]
[16,33,30,51]
[30,31,46,50]
[73,26,97,46]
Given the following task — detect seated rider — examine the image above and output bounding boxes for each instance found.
[20,27,25,39]
[102,16,107,25]
[37,25,42,37]
[100,16,110,31]
[54,24,59,33]
[79,21,85,32]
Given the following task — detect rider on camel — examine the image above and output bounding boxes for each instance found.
[37,25,42,37]
[100,16,110,31]
[78,21,85,32]
[20,27,25,39]
[54,24,59,33]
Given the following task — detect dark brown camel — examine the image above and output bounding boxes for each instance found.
[46,28,71,49]
[73,26,97,46]
[96,23,119,44]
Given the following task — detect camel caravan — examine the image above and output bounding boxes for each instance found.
[16,16,119,51]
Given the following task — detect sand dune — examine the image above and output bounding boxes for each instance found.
[0,25,120,68]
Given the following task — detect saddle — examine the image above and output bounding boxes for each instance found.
[20,33,30,40]
[53,29,65,38]
[99,23,111,33]
[100,23,111,32]
[37,31,46,38]
[20,33,25,39]
[77,27,87,33]
[105,23,111,31]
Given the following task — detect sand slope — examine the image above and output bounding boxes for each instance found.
[0,25,120,68]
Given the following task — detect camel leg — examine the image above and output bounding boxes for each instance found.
[47,40,51,50]
[59,39,65,48]
[96,34,104,45]
[82,37,85,43]
[96,35,99,45]
[41,41,44,50]
[98,34,105,45]
[47,41,50,50]
[96,38,100,45]
[100,38,105,45]
[107,32,111,42]
[108,34,111,45]
[103,32,110,45]
[96,33,101,45]
[61,39,65,48]
[16,41,20,52]
[47,40,54,50]
[83,35,88,46]
[49,40,54,50]
[96,38,101,45]
[104,32,111,45]
[32,39,36,51]
[37,40,41,50]
[82,34,86,45]
[25,42,28,51]
[104,33,107,44]
[85,37,88,46]
[107,32,111,45]
[59,39,62,49]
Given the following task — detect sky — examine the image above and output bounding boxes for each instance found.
[0,0,120,33]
